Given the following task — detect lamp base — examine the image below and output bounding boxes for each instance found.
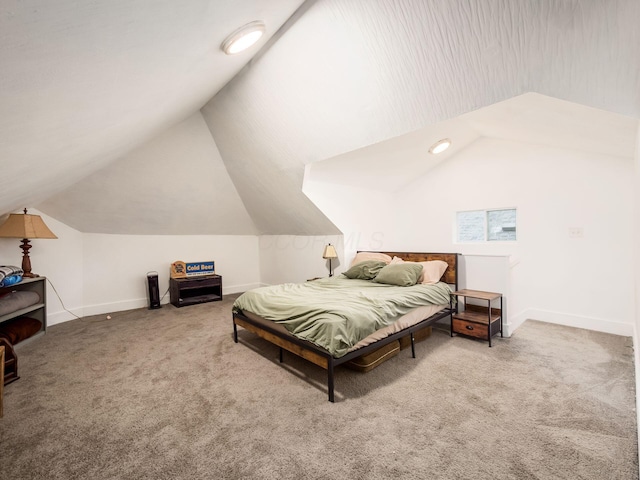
[19,238,36,278]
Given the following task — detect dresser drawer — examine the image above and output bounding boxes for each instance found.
[452,318,488,339]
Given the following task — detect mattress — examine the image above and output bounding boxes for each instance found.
[348,303,445,352]
[233,276,452,358]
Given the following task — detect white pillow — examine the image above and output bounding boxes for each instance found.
[350,252,392,268]
[419,260,449,284]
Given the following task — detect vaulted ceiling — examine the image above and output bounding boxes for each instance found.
[2,0,639,234]
[0,0,305,226]
[308,93,639,194]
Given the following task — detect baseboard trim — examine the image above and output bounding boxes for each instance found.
[506,307,633,337]
[633,324,640,479]
[224,283,262,295]
[46,283,262,325]
[82,298,150,318]
[47,308,84,327]
[503,309,529,337]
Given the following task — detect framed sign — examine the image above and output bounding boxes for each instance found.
[171,261,215,278]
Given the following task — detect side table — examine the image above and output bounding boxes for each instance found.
[451,289,503,347]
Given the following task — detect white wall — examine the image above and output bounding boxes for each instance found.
[459,253,510,310]
[0,208,261,325]
[0,209,84,326]
[633,122,640,465]
[259,235,344,285]
[396,137,634,335]
[0,111,264,326]
[82,234,260,316]
[303,174,391,269]
[305,136,635,336]
[39,111,257,235]
[2,134,635,341]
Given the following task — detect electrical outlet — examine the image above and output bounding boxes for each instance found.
[568,227,584,238]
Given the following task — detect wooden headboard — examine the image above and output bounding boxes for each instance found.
[359,251,459,287]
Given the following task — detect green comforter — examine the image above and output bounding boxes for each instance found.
[233,276,452,358]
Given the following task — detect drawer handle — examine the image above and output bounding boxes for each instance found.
[465,325,474,331]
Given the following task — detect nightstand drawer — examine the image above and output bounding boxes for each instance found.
[452,318,488,339]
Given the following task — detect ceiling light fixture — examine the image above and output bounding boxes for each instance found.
[221,21,266,55]
[429,138,451,155]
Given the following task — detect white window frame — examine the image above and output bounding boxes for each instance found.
[455,208,517,244]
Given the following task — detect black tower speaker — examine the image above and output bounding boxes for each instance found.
[146,271,162,309]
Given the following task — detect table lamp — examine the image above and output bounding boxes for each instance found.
[0,209,57,278]
[322,244,338,277]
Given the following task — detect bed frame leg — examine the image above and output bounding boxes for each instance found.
[279,347,284,363]
[410,332,416,358]
[233,321,238,343]
[328,360,335,403]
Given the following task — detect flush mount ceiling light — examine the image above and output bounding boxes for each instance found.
[221,21,266,55]
[429,138,451,155]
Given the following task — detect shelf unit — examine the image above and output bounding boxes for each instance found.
[0,276,47,385]
[170,275,222,307]
[0,276,47,337]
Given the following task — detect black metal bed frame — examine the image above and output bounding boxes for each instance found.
[233,307,454,402]
[232,252,459,402]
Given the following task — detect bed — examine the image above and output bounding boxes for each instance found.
[232,251,459,402]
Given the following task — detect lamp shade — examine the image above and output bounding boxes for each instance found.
[0,211,57,239]
[322,244,338,259]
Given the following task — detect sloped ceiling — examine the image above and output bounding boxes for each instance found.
[202,0,639,234]
[307,93,639,193]
[0,0,305,219]
[40,112,257,234]
[3,0,640,235]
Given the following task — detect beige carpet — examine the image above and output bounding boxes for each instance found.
[0,295,637,479]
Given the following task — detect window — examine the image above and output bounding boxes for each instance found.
[456,208,516,243]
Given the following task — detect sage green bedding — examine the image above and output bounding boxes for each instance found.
[233,276,452,358]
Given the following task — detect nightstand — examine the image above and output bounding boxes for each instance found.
[450,289,503,347]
